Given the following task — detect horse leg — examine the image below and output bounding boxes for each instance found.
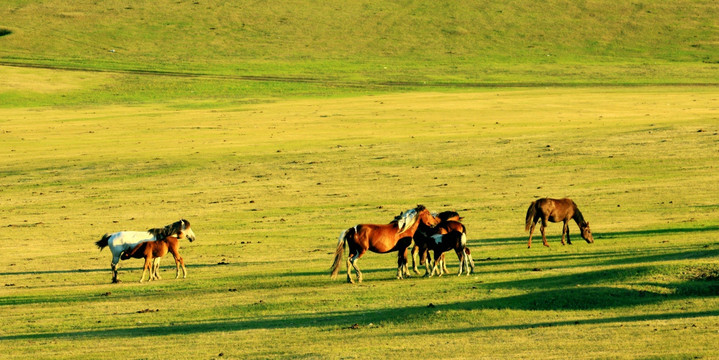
[441,253,449,275]
[411,245,421,275]
[540,217,549,247]
[566,222,572,245]
[140,257,152,283]
[527,220,537,248]
[431,251,444,277]
[561,220,568,245]
[345,256,354,284]
[465,248,475,274]
[152,258,162,280]
[347,249,365,283]
[396,237,413,279]
[455,249,465,276]
[111,254,120,283]
[175,255,186,279]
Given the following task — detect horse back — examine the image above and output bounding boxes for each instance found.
[539,198,576,221]
[357,223,406,253]
[438,220,465,235]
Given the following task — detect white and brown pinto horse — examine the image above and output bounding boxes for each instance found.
[330,205,439,283]
[95,219,195,283]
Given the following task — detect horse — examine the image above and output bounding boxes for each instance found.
[95,219,196,283]
[120,236,187,283]
[525,198,593,248]
[436,210,463,223]
[330,205,439,283]
[426,229,470,277]
[414,220,471,276]
[411,211,463,275]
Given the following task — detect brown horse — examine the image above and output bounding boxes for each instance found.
[121,236,187,282]
[525,198,594,248]
[330,205,439,283]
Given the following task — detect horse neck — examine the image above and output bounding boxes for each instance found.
[397,217,421,237]
[572,206,587,227]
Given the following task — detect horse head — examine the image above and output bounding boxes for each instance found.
[580,222,594,243]
[148,219,196,242]
[416,205,439,228]
[178,219,196,242]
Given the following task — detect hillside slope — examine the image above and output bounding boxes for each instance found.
[1,0,717,85]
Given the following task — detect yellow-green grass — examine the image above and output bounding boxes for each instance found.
[1,79,718,358]
[1,0,717,91]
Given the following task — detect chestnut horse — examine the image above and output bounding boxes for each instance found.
[525,198,594,248]
[95,219,195,283]
[121,236,187,283]
[330,205,439,283]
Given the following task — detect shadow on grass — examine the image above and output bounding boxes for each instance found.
[478,225,719,245]
[2,273,717,341]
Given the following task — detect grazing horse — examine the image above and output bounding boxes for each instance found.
[525,198,593,248]
[121,236,187,283]
[330,205,439,283]
[411,211,463,275]
[415,221,471,276]
[95,219,196,283]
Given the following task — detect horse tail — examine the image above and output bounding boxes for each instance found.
[330,227,353,279]
[525,201,537,232]
[96,233,111,251]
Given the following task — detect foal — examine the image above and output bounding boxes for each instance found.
[422,226,470,277]
[411,211,465,275]
[121,236,187,283]
[525,197,594,248]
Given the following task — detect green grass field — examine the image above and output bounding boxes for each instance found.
[1,0,719,359]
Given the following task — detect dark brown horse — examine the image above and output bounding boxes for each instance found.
[414,220,472,276]
[411,211,463,275]
[424,228,470,276]
[525,198,594,248]
[121,236,187,282]
[330,205,439,283]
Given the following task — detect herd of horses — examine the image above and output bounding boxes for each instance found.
[95,198,593,284]
[330,197,594,283]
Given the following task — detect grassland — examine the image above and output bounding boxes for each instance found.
[1,0,719,359]
[2,87,718,359]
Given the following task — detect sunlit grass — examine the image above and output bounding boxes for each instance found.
[1,87,718,358]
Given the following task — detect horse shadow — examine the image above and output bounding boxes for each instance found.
[2,267,717,341]
[478,224,719,246]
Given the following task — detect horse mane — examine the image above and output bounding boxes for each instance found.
[571,202,587,227]
[392,204,426,234]
[147,219,189,239]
